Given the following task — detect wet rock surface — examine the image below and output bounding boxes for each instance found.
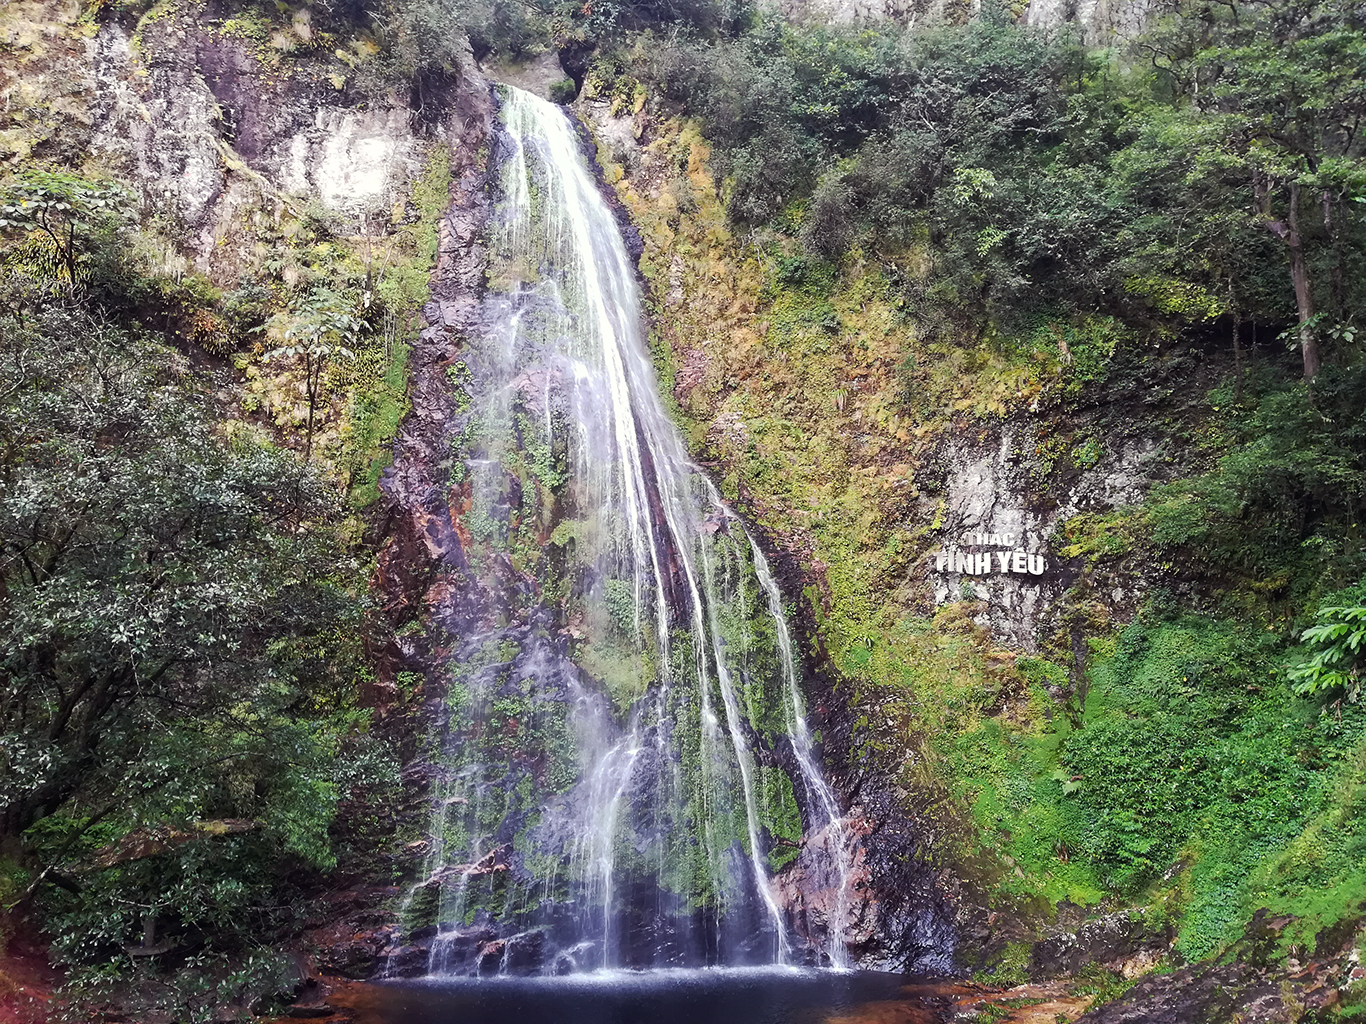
[1030,909,1173,979]
[1073,958,1344,1024]
[369,80,927,975]
[88,11,432,272]
[1062,913,1364,1023]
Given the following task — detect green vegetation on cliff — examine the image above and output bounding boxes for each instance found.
[0,0,456,1011]
[617,0,1366,377]
[4,0,1366,1012]
[576,0,1366,997]
[0,218,394,1016]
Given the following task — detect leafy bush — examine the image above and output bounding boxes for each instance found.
[0,170,134,290]
[1289,581,1366,702]
[945,606,1366,962]
[1146,365,1366,600]
[549,77,577,104]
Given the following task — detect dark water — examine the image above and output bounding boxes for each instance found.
[331,968,959,1024]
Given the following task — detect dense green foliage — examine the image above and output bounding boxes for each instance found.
[1,0,472,1001]
[1291,597,1366,702]
[943,612,1366,965]
[0,303,352,839]
[0,171,134,289]
[0,167,396,1016]
[1146,367,1366,590]
[886,352,1366,979]
[603,0,1366,373]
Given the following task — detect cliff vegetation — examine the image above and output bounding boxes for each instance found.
[3,0,1366,1017]
[569,0,1366,1013]
[0,0,465,1015]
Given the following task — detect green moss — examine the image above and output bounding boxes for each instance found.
[759,765,801,872]
[577,638,652,719]
[1193,730,1366,962]
[342,339,410,505]
[975,939,1032,985]
[1055,508,1137,567]
[604,579,638,638]
[403,878,442,931]
[337,145,452,503]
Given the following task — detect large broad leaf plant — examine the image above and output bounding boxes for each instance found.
[1290,600,1366,703]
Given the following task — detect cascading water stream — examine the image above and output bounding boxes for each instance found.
[394,86,858,976]
[749,538,856,970]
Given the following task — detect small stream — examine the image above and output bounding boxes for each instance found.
[331,969,961,1024]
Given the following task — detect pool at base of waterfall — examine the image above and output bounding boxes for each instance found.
[326,968,964,1024]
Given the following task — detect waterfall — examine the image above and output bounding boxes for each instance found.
[394,86,858,975]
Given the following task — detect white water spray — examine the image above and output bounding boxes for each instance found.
[398,86,857,973]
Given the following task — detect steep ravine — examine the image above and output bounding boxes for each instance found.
[366,69,964,976]
[3,1,1364,1017]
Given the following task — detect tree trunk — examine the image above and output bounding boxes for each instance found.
[1264,180,1320,379]
[1233,314,1243,402]
[1228,278,1243,402]
[304,353,319,460]
[1287,184,1320,378]
[1325,190,1346,312]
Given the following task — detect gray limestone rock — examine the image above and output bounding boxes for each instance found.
[79,12,442,276]
[926,424,1159,650]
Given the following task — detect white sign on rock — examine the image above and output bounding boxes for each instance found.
[933,530,1046,576]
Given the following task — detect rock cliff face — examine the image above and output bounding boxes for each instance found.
[2,0,470,484]
[3,0,435,276]
[10,6,1357,1017]
[373,74,492,641]
[767,0,1153,46]
[576,94,1185,660]
[7,1,971,975]
[572,80,1239,986]
[367,72,968,976]
[923,423,1158,651]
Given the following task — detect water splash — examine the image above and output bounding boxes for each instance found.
[395,86,856,974]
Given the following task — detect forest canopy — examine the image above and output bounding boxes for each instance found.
[556,0,1366,377]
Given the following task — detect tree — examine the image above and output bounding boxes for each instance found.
[1181,0,1366,377]
[0,170,132,294]
[0,297,385,990]
[261,290,361,458]
[0,300,361,872]
[1105,104,1288,359]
